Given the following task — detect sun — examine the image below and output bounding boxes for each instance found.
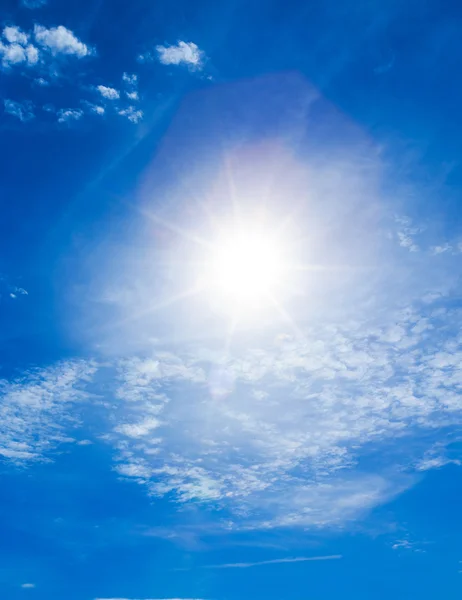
[204,226,288,311]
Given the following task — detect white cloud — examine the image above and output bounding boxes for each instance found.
[21,583,35,589]
[2,293,461,531]
[118,106,143,123]
[1,23,91,69]
[25,44,39,64]
[430,243,461,255]
[0,42,27,66]
[92,105,105,115]
[115,417,161,438]
[391,538,427,552]
[395,215,423,252]
[4,99,35,122]
[97,295,462,529]
[199,555,342,569]
[57,108,84,123]
[97,85,120,100]
[34,77,48,86]
[82,101,105,116]
[155,41,204,69]
[3,26,28,46]
[34,25,92,57]
[415,443,461,471]
[126,91,139,101]
[122,72,137,85]
[0,40,38,67]
[0,361,95,464]
[392,540,413,550]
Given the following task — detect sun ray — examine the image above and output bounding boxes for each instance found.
[139,207,214,250]
[267,292,304,340]
[107,283,206,334]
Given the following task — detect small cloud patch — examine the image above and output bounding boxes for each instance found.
[57,108,83,123]
[4,99,35,122]
[97,85,120,100]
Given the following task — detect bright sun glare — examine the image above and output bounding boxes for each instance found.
[206,228,287,309]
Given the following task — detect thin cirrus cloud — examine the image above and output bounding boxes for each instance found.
[192,555,342,569]
[21,0,48,7]
[4,99,35,122]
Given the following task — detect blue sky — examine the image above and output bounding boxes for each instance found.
[1,0,462,598]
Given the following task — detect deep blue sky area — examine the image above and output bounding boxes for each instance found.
[1,1,462,599]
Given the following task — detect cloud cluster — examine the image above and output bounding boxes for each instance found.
[1,257,461,531]
[3,69,144,126]
[0,361,95,463]
[98,295,461,529]
[1,23,204,127]
[0,26,38,67]
[0,24,91,69]
[87,73,142,123]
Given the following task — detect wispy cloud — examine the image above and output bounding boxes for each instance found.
[21,583,35,589]
[82,101,105,116]
[4,99,35,122]
[394,215,423,252]
[195,555,342,569]
[374,54,395,74]
[21,0,47,7]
